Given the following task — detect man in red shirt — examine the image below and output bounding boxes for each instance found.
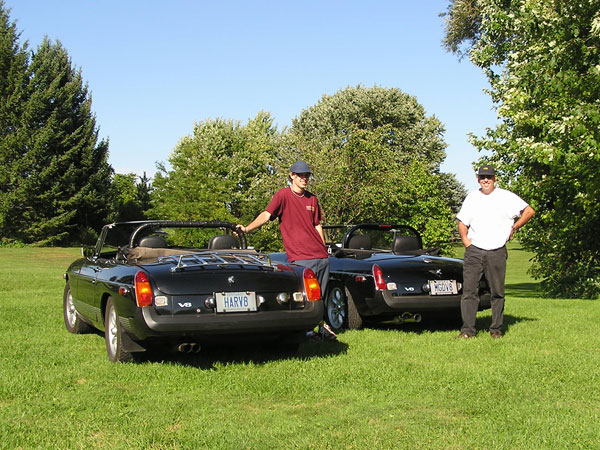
[238,161,336,340]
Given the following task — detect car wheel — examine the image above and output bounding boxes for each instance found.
[326,284,347,332]
[345,286,363,330]
[63,282,91,334]
[104,297,133,363]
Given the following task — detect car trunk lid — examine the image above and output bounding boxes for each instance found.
[139,252,299,295]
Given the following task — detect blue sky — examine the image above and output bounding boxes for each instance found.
[5,0,497,191]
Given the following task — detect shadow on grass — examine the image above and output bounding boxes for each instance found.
[505,281,543,298]
[361,312,536,336]
[135,338,349,369]
[474,313,536,335]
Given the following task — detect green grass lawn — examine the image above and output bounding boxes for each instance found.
[1,245,599,449]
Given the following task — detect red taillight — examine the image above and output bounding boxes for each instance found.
[372,265,387,291]
[135,271,153,307]
[303,268,321,301]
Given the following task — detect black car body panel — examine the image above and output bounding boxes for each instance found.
[64,221,323,361]
[271,224,491,330]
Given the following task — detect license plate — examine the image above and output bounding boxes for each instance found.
[215,291,257,313]
[429,280,458,295]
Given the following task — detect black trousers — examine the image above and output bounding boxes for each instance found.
[460,245,508,335]
[292,257,330,299]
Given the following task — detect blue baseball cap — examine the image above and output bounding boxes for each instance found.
[290,161,312,174]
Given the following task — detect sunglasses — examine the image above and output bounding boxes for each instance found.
[478,175,495,180]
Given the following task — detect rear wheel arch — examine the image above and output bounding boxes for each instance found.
[345,286,363,330]
[104,296,134,363]
[100,292,112,328]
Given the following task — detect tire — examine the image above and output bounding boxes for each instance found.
[63,282,92,334]
[345,286,363,330]
[104,297,133,363]
[325,283,347,332]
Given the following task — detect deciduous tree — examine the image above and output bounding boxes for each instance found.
[289,85,463,251]
[151,112,283,251]
[111,173,152,222]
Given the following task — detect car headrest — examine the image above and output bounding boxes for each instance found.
[208,234,238,250]
[393,235,421,253]
[347,234,371,250]
[137,235,167,248]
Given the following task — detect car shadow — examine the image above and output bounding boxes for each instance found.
[135,339,349,369]
[362,313,536,335]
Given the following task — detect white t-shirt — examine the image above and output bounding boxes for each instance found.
[457,187,529,250]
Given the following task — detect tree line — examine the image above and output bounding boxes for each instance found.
[3,0,598,298]
[0,2,464,254]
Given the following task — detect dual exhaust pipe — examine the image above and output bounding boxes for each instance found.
[177,342,201,354]
[396,312,422,323]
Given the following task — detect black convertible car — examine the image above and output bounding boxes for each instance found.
[63,221,323,362]
[271,224,490,332]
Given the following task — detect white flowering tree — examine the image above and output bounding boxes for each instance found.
[443,0,600,298]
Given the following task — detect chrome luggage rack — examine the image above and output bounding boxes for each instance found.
[159,251,277,272]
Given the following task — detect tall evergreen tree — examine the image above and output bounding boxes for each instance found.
[1,34,113,244]
[0,1,30,242]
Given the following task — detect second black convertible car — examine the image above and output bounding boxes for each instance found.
[324,224,491,331]
[63,221,323,362]
[272,224,490,332]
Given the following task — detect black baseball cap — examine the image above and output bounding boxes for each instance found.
[477,165,496,176]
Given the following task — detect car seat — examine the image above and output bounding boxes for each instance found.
[393,235,421,253]
[137,235,167,248]
[347,234,371,250]
[208,234,239,250]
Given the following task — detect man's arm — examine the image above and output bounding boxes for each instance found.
[237,211,271,234]
[458,221,471,248]
[509,205,535,239]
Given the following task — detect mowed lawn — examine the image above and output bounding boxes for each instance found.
[1,245,599,449]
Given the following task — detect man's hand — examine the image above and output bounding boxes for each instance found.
[238,211,271,234]
[458,221,471,248]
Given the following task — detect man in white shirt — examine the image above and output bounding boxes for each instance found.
[456,165,535,338]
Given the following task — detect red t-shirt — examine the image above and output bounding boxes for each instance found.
[266,187,328,262]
